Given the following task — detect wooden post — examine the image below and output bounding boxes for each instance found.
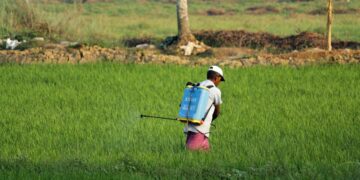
[326,0,333,51]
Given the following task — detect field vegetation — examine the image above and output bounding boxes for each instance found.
[0,0,359,178]
[0,0,359,47]
[0,64,359,178]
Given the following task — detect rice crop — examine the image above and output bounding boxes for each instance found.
[0,63,359,179]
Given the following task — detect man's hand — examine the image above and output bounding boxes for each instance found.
[212,105,220,121]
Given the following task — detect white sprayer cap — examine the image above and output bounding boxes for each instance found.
[208,65,225,81]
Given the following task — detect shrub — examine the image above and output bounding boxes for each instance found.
[0,0,50,38]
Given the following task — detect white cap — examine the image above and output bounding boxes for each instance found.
[208,65,225,81]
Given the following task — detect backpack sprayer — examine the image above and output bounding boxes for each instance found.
[140,82,214,126]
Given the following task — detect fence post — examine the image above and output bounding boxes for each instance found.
[326,0,333,51]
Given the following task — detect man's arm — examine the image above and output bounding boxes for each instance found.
[212,104,221,120]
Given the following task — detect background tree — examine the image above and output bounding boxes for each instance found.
[173,0,207,55]
[176,0,196,45]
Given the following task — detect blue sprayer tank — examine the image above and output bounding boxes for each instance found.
[178,85,210,125]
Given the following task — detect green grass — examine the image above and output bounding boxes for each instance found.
[1,0,360,46]
[0,63,359,178]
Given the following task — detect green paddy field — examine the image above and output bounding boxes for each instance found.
[0,64,359,179]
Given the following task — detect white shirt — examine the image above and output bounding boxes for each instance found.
[183,80,222,137]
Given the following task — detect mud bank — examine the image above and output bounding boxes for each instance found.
[0,45,359,67]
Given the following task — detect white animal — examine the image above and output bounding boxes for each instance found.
[6,38,22,50]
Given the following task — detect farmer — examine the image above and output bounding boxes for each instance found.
[184,65,224,151]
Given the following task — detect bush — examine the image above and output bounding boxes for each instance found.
[0,0,50,38]
[0,0,87,44]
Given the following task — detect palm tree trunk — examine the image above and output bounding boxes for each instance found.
[176,0,195,44]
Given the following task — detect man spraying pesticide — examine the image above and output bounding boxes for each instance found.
[141,65,224,151]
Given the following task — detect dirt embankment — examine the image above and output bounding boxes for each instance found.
[0,45,127,64]
[0,45,359,67]
[1,31,359,67]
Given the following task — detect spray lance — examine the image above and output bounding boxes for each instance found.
[140,114,203,125]
[140,114,178,122]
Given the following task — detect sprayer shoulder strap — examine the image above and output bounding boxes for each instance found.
[194,82,213,89]
[202,85,215,120]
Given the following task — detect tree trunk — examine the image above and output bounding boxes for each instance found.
[176,0,195,45]
[326,0,333,51]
